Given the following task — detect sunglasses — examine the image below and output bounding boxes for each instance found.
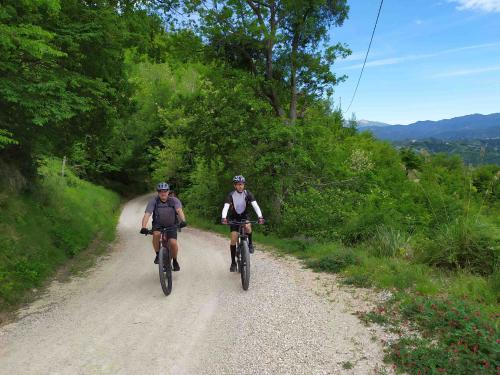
[158,190,169,193]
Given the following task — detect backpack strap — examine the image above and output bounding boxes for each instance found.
[154,196,179,224]
[153,196,160,223]
[169,198,179,224]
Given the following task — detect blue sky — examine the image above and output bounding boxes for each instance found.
[330,0,500,124]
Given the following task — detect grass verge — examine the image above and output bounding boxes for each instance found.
[187,212,499,374]
[0,158,121,315]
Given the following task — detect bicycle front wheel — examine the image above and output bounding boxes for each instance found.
[240,240,250,291]
[158,246,172,296]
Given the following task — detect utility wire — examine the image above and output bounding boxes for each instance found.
[344,0,384,114]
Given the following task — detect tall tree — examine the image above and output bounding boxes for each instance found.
[0,0,171,181]
[0,0,86,173]
[185,0,350,123]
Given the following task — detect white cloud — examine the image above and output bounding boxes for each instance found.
[341,42,500,70]
[447,42,500,52]
[451,0,500,12]
[342,54,430,70]
[433,65,500,77]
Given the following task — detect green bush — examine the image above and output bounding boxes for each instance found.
[489,269,500,303]
[473,164,500,200]
[343,273,372,288]
[369,225,412,258]
[343,255,439,293]
[417,219,499,275]
[306,247,360,273]
[447,272,498,305]
[390,296,499,375]
[281,187,351,241]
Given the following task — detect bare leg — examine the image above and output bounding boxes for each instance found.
[152,231,161,253]
[169,238,178,259]
[230,231,238,246]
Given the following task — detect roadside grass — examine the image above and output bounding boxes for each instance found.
[188,213,498,310]
[362,292,498,374]
[341,361,354,370]
[54,234,117,282]
[187,212,499,374]
[0,158,120,313]
[305,245,360,273]
[187,213,311,254]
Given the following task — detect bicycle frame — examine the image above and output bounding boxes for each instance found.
[160,231,169,249]
[147,225,180,247]
[147,225,180,264]
[227,220,257,243]
[225,220,259,290]
[237,223,248,245]
[146,225,179,296]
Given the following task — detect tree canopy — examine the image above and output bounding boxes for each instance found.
[177,0,351,122]
[1,1,498,278]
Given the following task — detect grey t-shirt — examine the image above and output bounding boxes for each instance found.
[145,196,182,227]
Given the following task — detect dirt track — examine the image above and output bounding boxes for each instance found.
[0,195,391,375]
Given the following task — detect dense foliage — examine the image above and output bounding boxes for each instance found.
[1,1,498,370]
[0,0,169,187]
[2,0,498,279]
[139,55,499,278]
[0,158,120,308]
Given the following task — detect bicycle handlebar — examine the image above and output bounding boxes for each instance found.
[145,225,181,235]
[223,220,262,225]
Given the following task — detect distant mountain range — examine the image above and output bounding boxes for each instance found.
[359,113,500,141]
[357,120,391,128]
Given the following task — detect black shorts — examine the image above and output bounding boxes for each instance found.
[152,225,178,240]
[229,213,248,233]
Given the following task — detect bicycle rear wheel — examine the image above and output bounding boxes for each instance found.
[240,240,250,291]
[158,245,172,296]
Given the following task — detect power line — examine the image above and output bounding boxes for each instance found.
[344,0,384,115]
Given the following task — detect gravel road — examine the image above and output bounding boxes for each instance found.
[0,195,391,375]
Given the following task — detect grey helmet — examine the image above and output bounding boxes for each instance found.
[157,182,170,191]
[232,175,246,184]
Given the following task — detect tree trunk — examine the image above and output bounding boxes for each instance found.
[289,33,299,124]
[265,40,285,117]
[266,2,284,118]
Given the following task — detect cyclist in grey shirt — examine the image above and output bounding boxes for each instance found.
[140,182,186,271]
[221,175,264,272]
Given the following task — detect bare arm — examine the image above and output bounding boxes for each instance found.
[141,212,151,228]
[176,208,186,222]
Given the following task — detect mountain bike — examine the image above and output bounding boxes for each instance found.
[146,225,180,296]
[224,220,260,291]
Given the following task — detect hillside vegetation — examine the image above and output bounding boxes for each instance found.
[395,138,500,166]
[0,158,120,309]
[0,1,498,373]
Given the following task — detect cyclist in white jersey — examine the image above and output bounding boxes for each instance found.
[221,175,264,272]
